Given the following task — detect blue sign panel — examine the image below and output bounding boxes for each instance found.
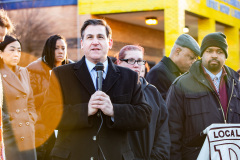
[0,0,77,10]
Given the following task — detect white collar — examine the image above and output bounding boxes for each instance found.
[85,58,108,74]
[204,66,222,80]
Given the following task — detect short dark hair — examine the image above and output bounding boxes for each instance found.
[41,34,69,69]
[0,9,14,33]
[80,19,112,40]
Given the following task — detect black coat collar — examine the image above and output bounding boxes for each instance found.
[73,56,120,94]
[161,56,182,76]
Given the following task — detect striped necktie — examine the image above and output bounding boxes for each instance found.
[213,77,219,94]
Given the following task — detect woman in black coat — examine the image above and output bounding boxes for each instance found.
[116,45,170,160]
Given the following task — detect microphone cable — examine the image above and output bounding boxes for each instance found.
[97,112,106,160]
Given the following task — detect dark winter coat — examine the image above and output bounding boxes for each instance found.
[41,56,152,160]
[128,77,170,160]
[27,58,75,110]
[27,58,51,111]
[146,56,182,100]
[27,58,74,159]
[166,60,240,160]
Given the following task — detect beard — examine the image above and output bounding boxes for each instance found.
[207,59,222,72]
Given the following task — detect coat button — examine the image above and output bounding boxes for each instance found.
[230,109,233,112]
[92,136,96,141]
[16,95,20,99]
[90,157,95,160]
[16,109,20,113]
[23,95,27,98]
[19,123,22,127]
[20,137,24,141]
[233,95,236,97]
[23,108,27,112]
[218,108,221,111]
[2,74,6,78]
[26,122,30,126]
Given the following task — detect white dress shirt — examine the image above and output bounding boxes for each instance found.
[203,66,222,91]
[85,58,108,90]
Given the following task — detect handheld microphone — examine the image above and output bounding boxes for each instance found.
[95,62,104,91]
[95,62,107,159]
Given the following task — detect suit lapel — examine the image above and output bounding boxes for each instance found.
[73,56,96,95]
[103,58,120,93]
[1,65,27,94]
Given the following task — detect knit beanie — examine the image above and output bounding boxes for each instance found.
[200,32,228,58]
[0,35,20,51]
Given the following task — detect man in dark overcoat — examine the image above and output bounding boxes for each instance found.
[146,34,200,100]
[41,19,151,160]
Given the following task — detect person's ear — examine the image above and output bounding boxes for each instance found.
[116,59,121,65]
[175,47,182,55]
[80,39,83,49]
[108,39,113,49]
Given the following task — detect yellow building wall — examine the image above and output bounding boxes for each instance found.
[78,0,164,14]
[185,0,240,69]
[78,0,240,70]
[92,15,165,63]
[164,0,186,56]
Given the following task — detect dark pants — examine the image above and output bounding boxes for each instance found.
[37,134,56,160]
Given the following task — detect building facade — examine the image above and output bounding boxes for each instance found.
[79,0,240,70]
[1,0,240,69]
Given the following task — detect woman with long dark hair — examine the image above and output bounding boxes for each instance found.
[27,34,74,160]
[0,35,37,160]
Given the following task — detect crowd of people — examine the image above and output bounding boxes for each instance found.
[0,8,239,160]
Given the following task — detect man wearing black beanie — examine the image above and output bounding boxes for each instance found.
[167,32,240,160]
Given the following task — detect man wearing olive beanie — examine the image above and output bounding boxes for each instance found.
[167,32,240,160]
[146,34,200,100]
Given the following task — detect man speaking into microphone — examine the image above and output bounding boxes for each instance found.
[41,19,151,160]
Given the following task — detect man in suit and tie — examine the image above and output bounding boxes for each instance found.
[42,19,151,160]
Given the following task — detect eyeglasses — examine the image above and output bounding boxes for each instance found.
[120,59,146,65]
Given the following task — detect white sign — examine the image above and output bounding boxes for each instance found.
[197,124,240,160]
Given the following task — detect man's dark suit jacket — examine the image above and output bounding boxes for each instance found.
[41,56,152,160]
[146,56,182,100]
